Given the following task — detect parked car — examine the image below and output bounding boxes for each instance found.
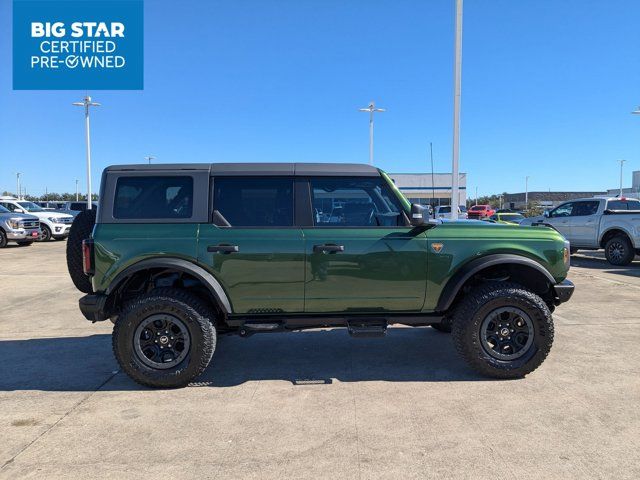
[70,162,573,388]
[56,201,98,217]
[468,204,496,219]
[490,212,527,225]
[434,205,467,219]
[0,197,73,241]
[0,204,40,247]
[521,197,640,265]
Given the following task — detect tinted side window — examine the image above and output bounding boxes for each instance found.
[310,177,403,227]
[608,200,640,210]
[0,202,17,212]
[213,177,294,227]
[70,202,85,211]
[573,201,599,216]
[114,176,194,219]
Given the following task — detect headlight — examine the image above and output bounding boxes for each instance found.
[7,219,21,229]
[47,217,61,224]
[563,241,570,267]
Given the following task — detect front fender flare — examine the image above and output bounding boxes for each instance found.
[105,257,232,314]
[435,254,556,312]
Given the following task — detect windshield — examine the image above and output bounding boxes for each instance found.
[0,205,9,213]
[18,201,45,212]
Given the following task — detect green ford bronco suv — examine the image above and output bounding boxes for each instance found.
[68,163,574,388]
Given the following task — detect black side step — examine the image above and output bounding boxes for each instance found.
[347,318,387,338]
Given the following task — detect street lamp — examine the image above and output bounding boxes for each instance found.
[16,172,21,199]
[618,159,626,196]
[144,155,156,165]
[450,0,463,220]
[75,179,79,201]
[525,176,530,211]
[72,95,100,210]
[358,101,385,165]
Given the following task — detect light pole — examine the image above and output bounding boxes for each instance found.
[358,101,386,165]
[72,95,101,209]
[16,172,21,199]
[144,155,156,165]
[450,0,463,220]
[525,176,530,211]
[618,159,626,196]
[75,179,79,201]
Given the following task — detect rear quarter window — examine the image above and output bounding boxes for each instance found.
[113,176,194,219]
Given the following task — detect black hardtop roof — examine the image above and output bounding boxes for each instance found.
[105,162,380,176]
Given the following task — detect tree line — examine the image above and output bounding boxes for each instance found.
[1,191,99,202]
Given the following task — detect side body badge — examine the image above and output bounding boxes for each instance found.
[431,242,444,253]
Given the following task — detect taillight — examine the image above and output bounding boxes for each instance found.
[82,239,95,275]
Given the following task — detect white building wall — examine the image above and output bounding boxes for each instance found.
[388,173,467,206]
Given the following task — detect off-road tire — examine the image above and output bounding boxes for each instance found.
[66,209,97,293]
[16,241,33,247]
[39,224,52,242]
[430,317,452,333]
[451,282,554,379]
[604,235,634,266]
[0,230,7,248]
[113,288,216,388]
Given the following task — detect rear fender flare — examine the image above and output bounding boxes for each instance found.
[106,258,232,314]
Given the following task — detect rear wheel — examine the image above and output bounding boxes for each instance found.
[0,230,7,248]
[452,282,554,379]
[113,288,216,388]
[604,235,634,266]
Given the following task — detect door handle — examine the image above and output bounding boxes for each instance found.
[207,244,239,254]
[313,244,345,254]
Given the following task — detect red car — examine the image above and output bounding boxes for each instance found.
[468,204,496,219]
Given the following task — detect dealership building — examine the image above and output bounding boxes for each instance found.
[388,173,467,207]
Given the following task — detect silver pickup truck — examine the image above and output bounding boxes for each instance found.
[522,197,640,266]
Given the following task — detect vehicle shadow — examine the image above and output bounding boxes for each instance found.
[0,328,488,392]
[571,252,640,279]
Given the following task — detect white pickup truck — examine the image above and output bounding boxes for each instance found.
[521,197,640,265]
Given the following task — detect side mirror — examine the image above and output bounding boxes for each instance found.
[15,208,25,213]
[543,210,550,218]
[410,203,426,226]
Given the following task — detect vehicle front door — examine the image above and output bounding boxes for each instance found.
[302,176,428,313]
[197,176,306,314]
[546,202,575,238]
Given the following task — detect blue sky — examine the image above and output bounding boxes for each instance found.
[1,0,640,197]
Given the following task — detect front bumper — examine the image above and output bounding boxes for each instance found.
[79,294,109,322]
[5,228,39,241]
[51,224,71,238]
[553,279,574,305]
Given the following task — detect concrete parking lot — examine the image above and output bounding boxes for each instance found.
[1,241,639,479]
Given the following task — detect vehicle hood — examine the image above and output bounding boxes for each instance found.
[0,212,39,221]
[28,211,73,219]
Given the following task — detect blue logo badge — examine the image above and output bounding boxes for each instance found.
[13,0,144,90]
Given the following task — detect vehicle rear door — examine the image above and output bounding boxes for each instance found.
[301,176,428,313]
[569,200,601,247]
[197,176,305,314]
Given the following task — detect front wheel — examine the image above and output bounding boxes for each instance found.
[0,230,7,248]
[452,283,554,379]
[39,225,52,242]
[113,288,216,388]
